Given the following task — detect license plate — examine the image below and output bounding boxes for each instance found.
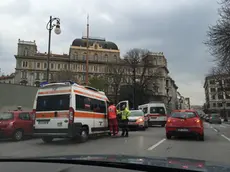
[177,129,189,132]
[128,122,136,125]
[151,117,157,119]
[38,121,49,124]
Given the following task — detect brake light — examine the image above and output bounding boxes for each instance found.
[32,109,36,120]
[196,119,200,123]
[167,119,171,123]
[69,107,74,124]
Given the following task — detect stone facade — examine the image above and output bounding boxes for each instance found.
[0,37,189,109]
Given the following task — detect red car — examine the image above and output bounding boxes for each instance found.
[0,110,34,141]
[165,110,204,141]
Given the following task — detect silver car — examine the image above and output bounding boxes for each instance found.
[209,113,222,124]
[128,110,148,130]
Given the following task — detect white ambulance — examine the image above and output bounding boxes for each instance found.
[32,81,128,143]
[138,102,167,127]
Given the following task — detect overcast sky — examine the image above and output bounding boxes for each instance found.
[0,0,220,105]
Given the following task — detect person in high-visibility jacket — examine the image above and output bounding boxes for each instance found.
[120,105,130,137]
[108,101,118,136]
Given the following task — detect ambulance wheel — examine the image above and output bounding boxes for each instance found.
[42,137,53,143]
[80,127,89,143]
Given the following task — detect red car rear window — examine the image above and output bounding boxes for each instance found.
[171,112,197,119]
[0,112,14,120]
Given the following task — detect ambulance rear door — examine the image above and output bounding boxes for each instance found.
[34,86,72,130]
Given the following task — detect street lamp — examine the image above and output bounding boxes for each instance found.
[46,16,61,82]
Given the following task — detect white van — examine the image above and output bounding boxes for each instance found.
[138,102,167,127]
[32,81,128,143]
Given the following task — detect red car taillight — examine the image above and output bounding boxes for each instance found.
[69,107,74,124]
[32,109,36,120]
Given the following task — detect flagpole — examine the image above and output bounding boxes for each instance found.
[85,14,89,85]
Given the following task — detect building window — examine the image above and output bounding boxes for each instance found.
[218,94,223,99]
[83,53,86,61]
[35,72,40,80]
[57,64,60,69]
[22,61,28,68]
[37,62,40,68]
[227,103,230,107]
[42,73,46,80]
[105,54,108,62]
[94,54,98,61]
[210,80,215,84]
[114,55,118,62]
[210,88,216,92]
[212,95,216,100]
[21,71,27,79]
[83,64,86,71]
[93,66,97,72]
[218,103,222,107]
[51,63,54,69]
[73,52,78,60]
[226,94,230,99]
[213,103,216,107]
[50,73,54,80]
[24,48,28,56]
[64,64,67,70]
[44,63,47,69]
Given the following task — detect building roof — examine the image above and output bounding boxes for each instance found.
[0,73,15,80]
[71,37,119,50]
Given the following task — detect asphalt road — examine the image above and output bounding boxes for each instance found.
[0,122,230,165]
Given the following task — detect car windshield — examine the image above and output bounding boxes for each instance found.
[150,107,165,114]
[2,0,230,167]
[130,111,144,116]
[171,112,197,119]
[211,114,220,118]
[0,112,14,120]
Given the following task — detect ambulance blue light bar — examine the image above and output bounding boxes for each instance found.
[40,81,77,87]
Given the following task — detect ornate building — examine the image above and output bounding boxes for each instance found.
[0,37,186,110]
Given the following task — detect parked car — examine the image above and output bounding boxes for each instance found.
[209,113,222,124]
[204,114,210,122]
[0,110,34,141]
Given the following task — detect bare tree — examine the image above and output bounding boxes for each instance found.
[53,70,77,82]
[88,76,108,91]
[205,0,230,73]
[123,48,163,108]
[106,64,125,103]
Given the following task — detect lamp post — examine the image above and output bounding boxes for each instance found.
[46,16,61,82]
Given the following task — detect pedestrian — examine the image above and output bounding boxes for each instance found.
[120,104,130,137]
[108,101,119,136]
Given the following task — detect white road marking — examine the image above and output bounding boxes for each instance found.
[220,125,226,128]
[213,129,218,132]
[147,139,166,151]
[221,134,230,142]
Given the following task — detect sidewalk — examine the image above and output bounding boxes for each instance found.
[222,119,230,124]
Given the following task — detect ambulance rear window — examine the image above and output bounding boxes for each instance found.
[36,94,70,111]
